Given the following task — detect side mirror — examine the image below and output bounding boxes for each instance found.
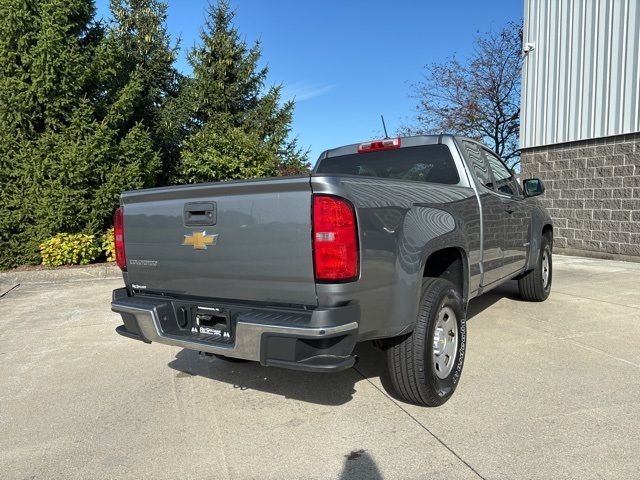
[522,178,545,197]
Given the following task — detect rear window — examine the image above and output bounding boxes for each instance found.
[315,145,460,185]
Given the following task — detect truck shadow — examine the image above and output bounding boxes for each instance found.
[467,280,521,320]
[167,342,399,407]
[167,348,361,406]
[167,280,522,406]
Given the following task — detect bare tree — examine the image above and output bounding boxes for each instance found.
[404,22,522,168]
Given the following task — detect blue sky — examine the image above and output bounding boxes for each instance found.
[95,0,523,165]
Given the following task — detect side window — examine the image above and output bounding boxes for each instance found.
[483,151,520,196]
[463,141,493,189]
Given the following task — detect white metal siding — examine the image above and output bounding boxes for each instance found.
[521,0,640,148]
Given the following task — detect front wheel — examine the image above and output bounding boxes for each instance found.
[386,278,467,407]
[518,235,552,302]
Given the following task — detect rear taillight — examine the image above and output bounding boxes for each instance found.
[312,195,359,282]
[114,207,126,271]
[357,137,401,153]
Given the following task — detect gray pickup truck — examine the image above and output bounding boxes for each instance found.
[111,135,552,406]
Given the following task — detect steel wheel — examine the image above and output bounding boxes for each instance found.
[541,250,550,288]
[432,306,458,379]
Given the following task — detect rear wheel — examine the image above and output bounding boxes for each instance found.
[386,278,466,407]
[518,235,552,302]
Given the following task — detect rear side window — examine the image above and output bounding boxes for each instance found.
[316,145,460,185]
[463,141,493,189]
[483,150,521,196]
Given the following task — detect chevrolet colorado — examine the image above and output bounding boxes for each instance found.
[111,135,552,406]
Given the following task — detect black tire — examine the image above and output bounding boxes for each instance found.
[386,278,467,407]
[212,354,251,363]
[518,235,552,302]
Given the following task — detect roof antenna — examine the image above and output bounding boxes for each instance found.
[380,114,389,138]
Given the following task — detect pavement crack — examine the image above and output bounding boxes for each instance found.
[552,290,640,311]
[353,365,487,480]
[0,283,20,298]
[561,338,640,369]
[503,317,640,369]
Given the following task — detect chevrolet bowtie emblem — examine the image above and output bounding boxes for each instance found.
[182,231,218,250]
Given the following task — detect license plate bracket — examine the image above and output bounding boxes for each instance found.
[192,306,232,340]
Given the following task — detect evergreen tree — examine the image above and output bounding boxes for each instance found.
[175,0,308,183]
[0,0,99,267]
[0,0,99,136]
[0,0,161,268]
[96,0,182,183]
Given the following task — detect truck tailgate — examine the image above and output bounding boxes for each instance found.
[121,176,317,306]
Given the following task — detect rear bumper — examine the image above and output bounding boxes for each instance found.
[111,288,359,373]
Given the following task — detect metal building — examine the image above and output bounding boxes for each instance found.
[521,0,640,260]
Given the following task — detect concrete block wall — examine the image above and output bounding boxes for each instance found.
[520,132,640,261]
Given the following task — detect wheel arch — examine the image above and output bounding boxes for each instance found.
[422,246,469,307]
[542,223,553,244]
[525,205,554,271]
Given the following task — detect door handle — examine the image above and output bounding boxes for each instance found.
[504,205,515,214]
[184,202,217,226]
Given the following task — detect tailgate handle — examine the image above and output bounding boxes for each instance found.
[184,202,216,226]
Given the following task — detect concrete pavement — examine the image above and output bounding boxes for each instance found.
[1,255,639,479]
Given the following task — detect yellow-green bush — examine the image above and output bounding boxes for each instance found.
[101,228,116,262]
[39,234,102,267]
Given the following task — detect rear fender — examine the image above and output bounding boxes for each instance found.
[386,206,471,337]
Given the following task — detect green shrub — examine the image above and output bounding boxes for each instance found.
[101,228,116,262]
[39,233,102,267]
